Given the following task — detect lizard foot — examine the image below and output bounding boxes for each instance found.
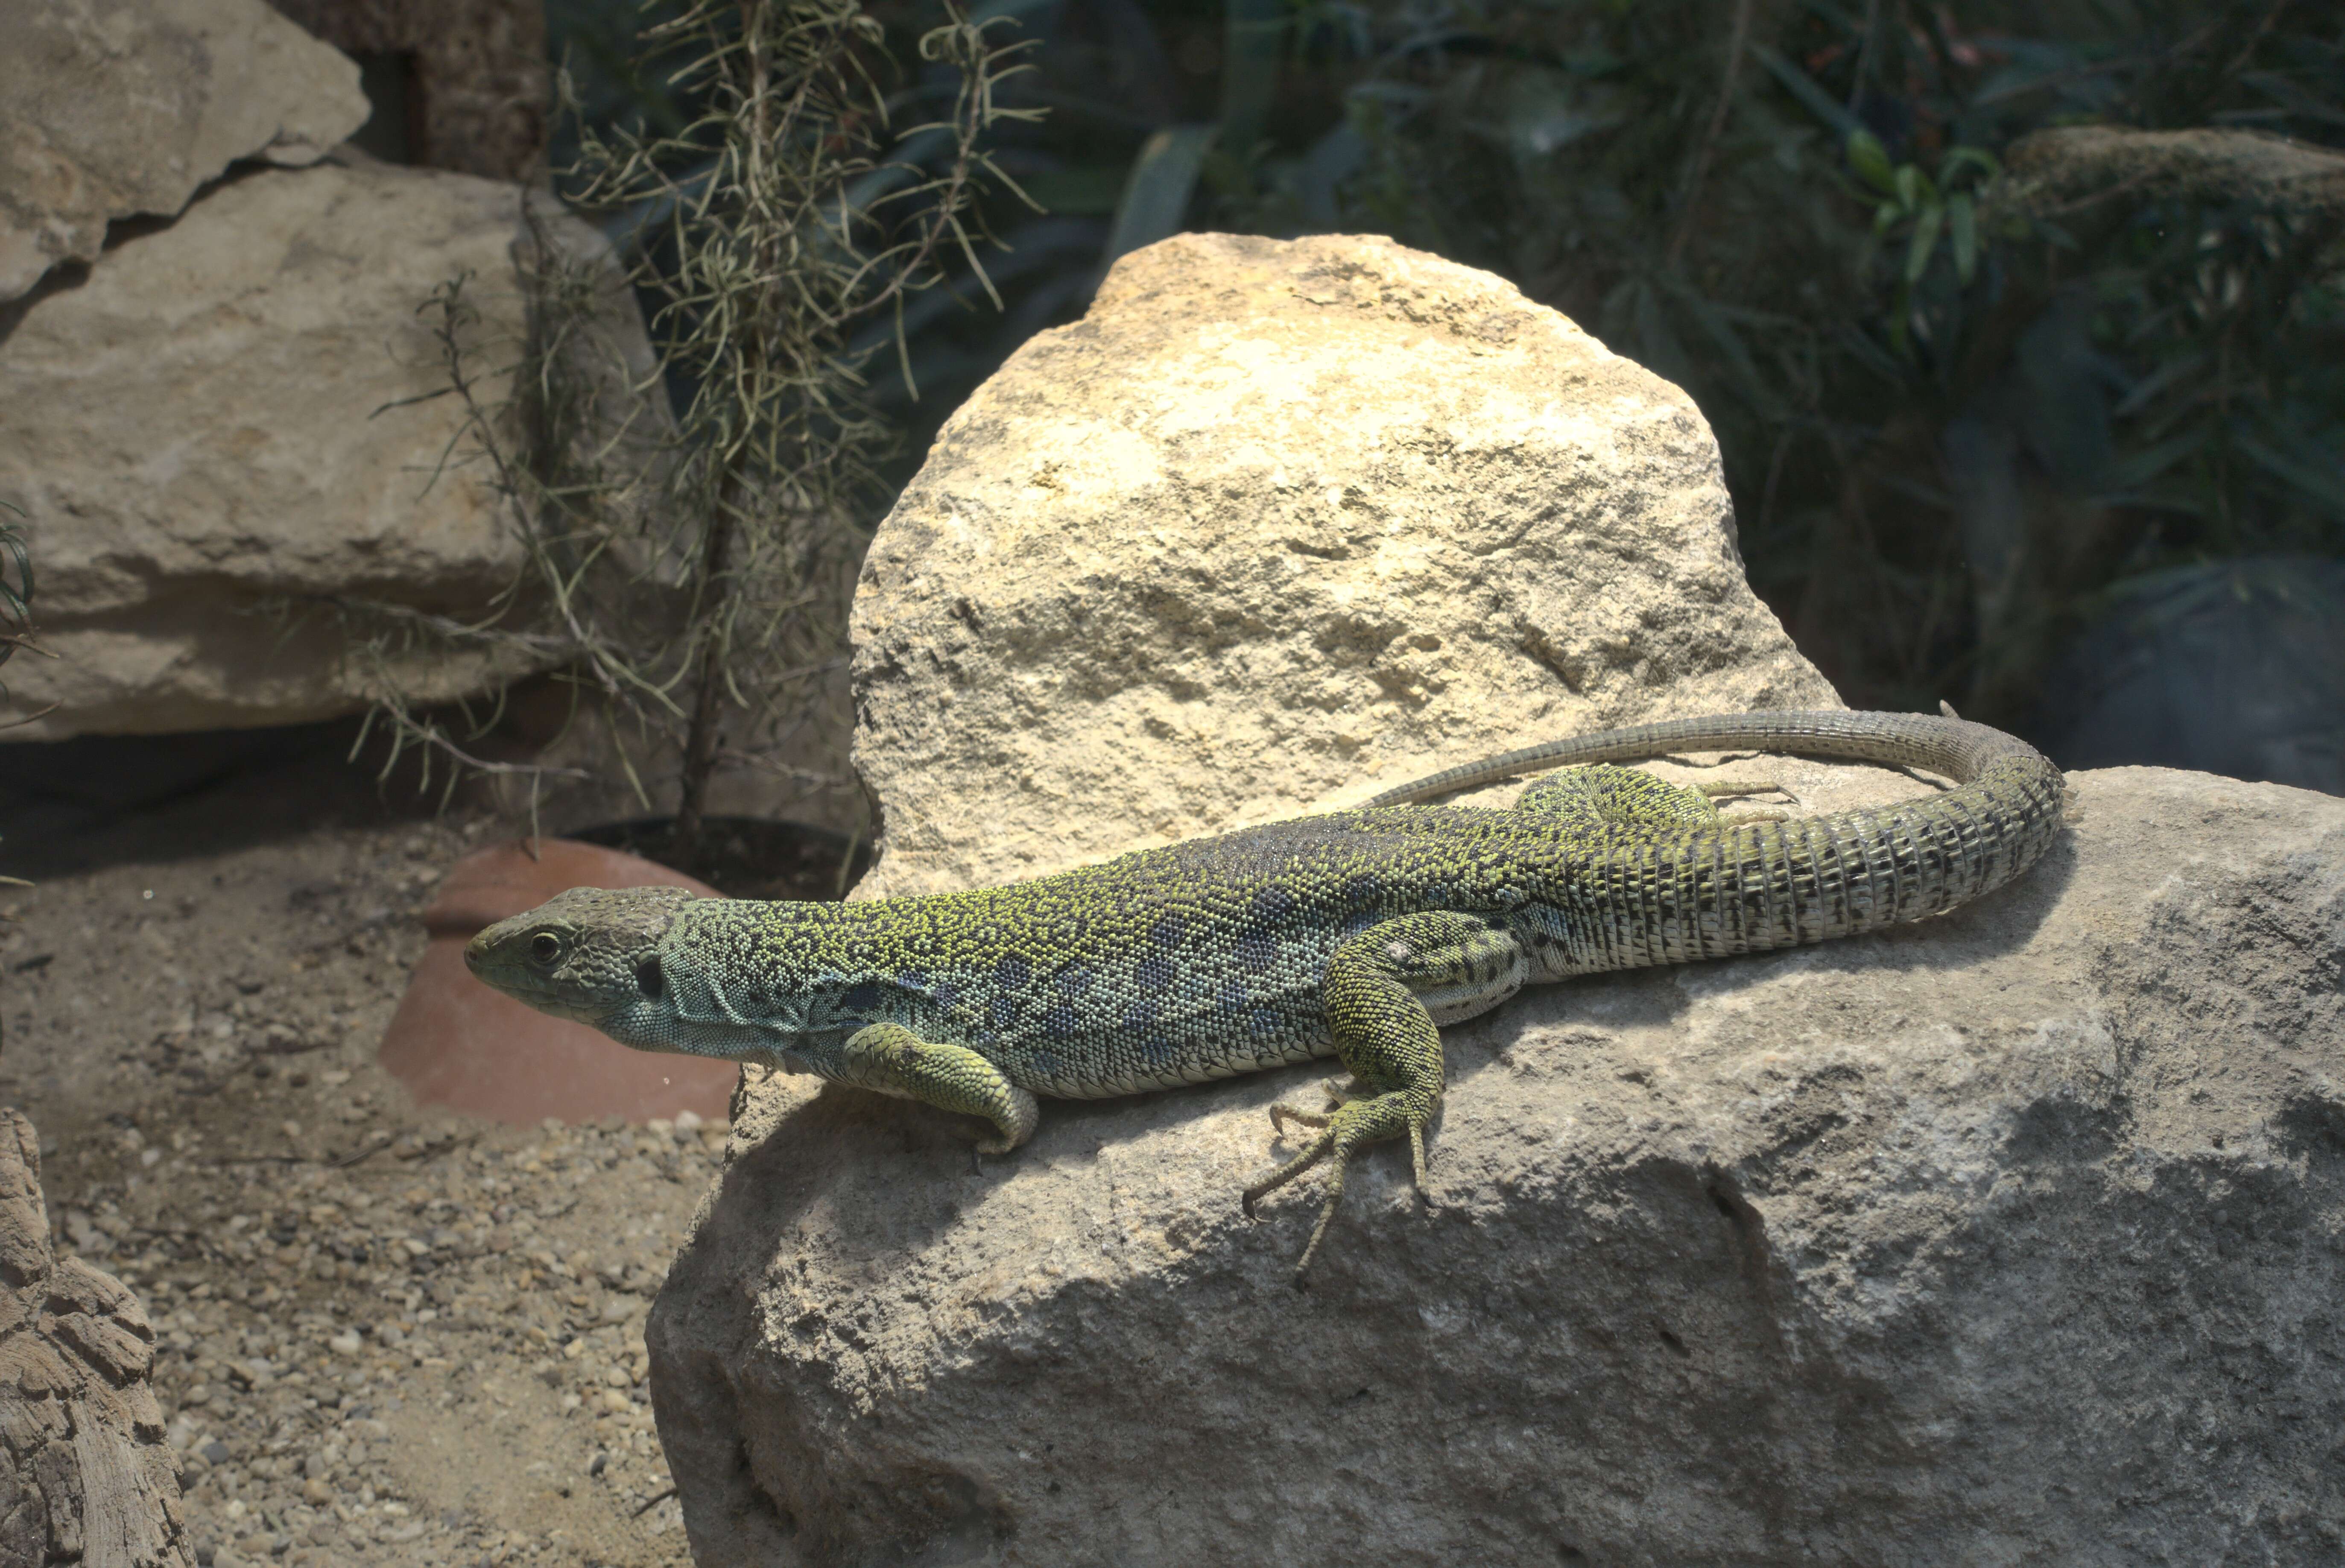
[1241,1094,1432,1284]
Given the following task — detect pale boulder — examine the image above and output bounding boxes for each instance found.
[0,0,368,301]
[849,232,1838,899]
[0,157,653,738]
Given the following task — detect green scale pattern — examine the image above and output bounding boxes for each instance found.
[467,710,2069,1275]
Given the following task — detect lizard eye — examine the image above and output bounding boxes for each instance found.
[528,932,562,966]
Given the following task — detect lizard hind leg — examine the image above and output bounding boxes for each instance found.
[834,1022,1040,1155]
[1515,764,1723,833]
[1243,911,1516,1282]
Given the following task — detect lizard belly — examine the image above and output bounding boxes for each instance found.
[984,989,1338,1100]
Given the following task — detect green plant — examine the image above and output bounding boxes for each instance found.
[1248,0,2345,724]
[335,0,1038,862]
[1845,129,2004,351]
[562,0,1041,856]
[532,0,2344,749]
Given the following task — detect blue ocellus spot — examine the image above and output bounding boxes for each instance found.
[1056,963,1096,994]
[1134,956,1175,992]
[1039,1001,1078,1039]
[1249,1006,1285,1037]
[842,982,882,1013]
[1252,886,1295,921]
[987,993,1020,1028]
[994,954,1031,991]
[1148,914,1184,948]
[1215,981,1248,1014]
[1235,933,1275,969]
[1123,998,1159,1031]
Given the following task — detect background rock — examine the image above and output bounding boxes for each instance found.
[0,1108,196,1567]
[266,0,549,182]
[651,765,2345,1567]
[2031,554,2345,796]
[0,157,655,740]
[0,0,368,301]
[848,231,1839,899]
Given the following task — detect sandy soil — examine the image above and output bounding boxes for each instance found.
[1,735,728,1568]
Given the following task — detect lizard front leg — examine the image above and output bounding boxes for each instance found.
[1242,912,1524,1282]
[831,1023,1040,1154]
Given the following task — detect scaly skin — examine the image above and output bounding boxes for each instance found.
[466,709,2068,1278]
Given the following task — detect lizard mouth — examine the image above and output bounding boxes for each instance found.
[463,922,599,1020]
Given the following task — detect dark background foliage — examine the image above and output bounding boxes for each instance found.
[547,0,2345,792]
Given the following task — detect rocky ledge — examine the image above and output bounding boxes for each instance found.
[649,765,2345,1566]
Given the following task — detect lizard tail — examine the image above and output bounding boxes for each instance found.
[1368,710,2071,967]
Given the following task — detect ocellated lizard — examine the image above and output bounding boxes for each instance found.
[466,709,2068,1277]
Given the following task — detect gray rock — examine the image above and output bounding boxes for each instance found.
[848,231,1837,900]
[0,157,656,737]
[0,0,368,301]
[651,764,2345,1566]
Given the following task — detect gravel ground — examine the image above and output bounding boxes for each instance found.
[2,802,725,1568]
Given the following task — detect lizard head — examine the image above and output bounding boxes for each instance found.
[464,886,697,1032]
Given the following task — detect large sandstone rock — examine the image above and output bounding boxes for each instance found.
[0,1109,193,1567]
[0,157,655,738]
[651,764,2345,1566]
[0,0,367,301]
[849,232,1839,899]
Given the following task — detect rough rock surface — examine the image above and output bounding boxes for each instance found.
[0,1108,195,1567]
[0,157,652,738]
[651,764,2345,1566]
[0,0,367,301]
[848,232,1838,900]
